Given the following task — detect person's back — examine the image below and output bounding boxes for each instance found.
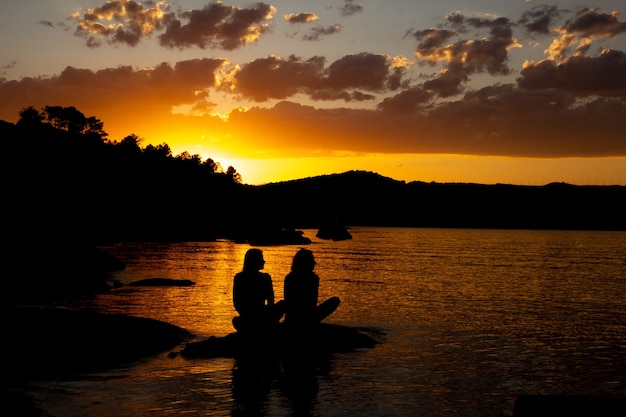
[284,269,319,326]
[232,249,283,335]
[284,249,339,330]
[233,269,273,318]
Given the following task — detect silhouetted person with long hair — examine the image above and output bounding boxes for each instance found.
[284,249,340,331]
[232,249,284,336]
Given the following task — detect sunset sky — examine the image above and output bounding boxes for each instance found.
[1,0,625,185]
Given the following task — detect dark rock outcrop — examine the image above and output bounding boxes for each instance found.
[180,323,383,359]
[127,278,196,287]
[2,306,192,382]
[316,223,352,241]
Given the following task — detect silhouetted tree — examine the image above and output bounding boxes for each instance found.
[143,143,172,160]
[17,106,44,129]
[226,166,242,184]
[44,105,88,136]
[175,151,203,165]
[202,158,221,174]
[118,134,142,153]
[84,116,107,141]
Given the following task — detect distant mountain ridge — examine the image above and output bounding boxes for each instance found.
[2,108,624,246]
[249,170,625,232]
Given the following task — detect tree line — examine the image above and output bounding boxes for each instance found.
[8,105,242,182]
[2,105,247,244]
[2,104,625,250]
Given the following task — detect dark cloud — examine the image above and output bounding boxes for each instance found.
[71,1,275,50]
[413,14,519,97]
[546,8,626,60]
[303,24,342,41]
[518,5,561,35]
[224,88,626,157]
[4,3,626,160]
[412,28,457,57]
[422,64,468,97]
[159,2,275,50]
[518,49,626,96]
[0,58,227,125]
[326,53,395,90]
[339,0,363,18]
[378,88,432,114]
[284,12,317,24]
[38,20,55,28]
[2,61,17,70]
[233,55,326,101]
[71,0,173,47]
[233,52,403,101]
[309,89,375,102]
[564,8,626,38]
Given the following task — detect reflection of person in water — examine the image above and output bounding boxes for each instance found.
[232,248,284,334]
[284,248,340,329]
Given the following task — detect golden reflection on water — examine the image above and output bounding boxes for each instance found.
[55,227,626,417]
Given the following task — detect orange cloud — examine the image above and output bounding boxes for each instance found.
[159,2,276,50]
[72,0,172,47]
[231,53,404,102]
[284,12,318,24]
[70,0,276,50]
[518,49,626,95]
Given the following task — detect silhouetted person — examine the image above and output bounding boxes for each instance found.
[232,249,284,336]
[284,249,340,331]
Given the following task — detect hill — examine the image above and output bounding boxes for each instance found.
[2,107,624,249]
[251,171,626,232]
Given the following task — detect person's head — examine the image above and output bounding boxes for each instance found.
[291,248,316,273]
[243,248,265,272]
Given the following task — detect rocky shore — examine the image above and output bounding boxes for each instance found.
[2,305,193,416]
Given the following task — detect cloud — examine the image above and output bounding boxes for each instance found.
[339,0,363,18]
[1,60,17,77]
[71,0,172,47]
[303,24,342,41]
[231,55,326,101]
[412,14,521,97]
[38,20,55,28]
[223,87,626,158]
[518,49,626,95]
[546,8,626,60]
[0,58,227,128]
[284,12,318,24]
[377,88,432,114]
[232,52,405,101]
[159,2,276,50]
[518,5,561,35]
[71,0,276,50]
[3,3,626,160]
[564,8,626,38]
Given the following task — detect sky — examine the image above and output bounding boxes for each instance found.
[1,0,626,185]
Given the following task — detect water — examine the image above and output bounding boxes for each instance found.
[24,228,626,416]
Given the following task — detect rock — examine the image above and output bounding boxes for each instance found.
[180,323,383,359]
[3,244,125,303]
[2,306,192,382]
[316,223,352,241]
[127,278,196,287]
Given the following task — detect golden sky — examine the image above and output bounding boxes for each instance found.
[1,1,625,185]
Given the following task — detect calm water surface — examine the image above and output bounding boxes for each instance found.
[27,228,626,416]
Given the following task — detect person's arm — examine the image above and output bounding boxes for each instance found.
[266,274,275,306]
[233,274,242,314]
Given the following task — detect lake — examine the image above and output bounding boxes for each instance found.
[26,228,626,416]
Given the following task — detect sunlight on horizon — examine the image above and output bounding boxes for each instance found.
[210,154,626,186]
